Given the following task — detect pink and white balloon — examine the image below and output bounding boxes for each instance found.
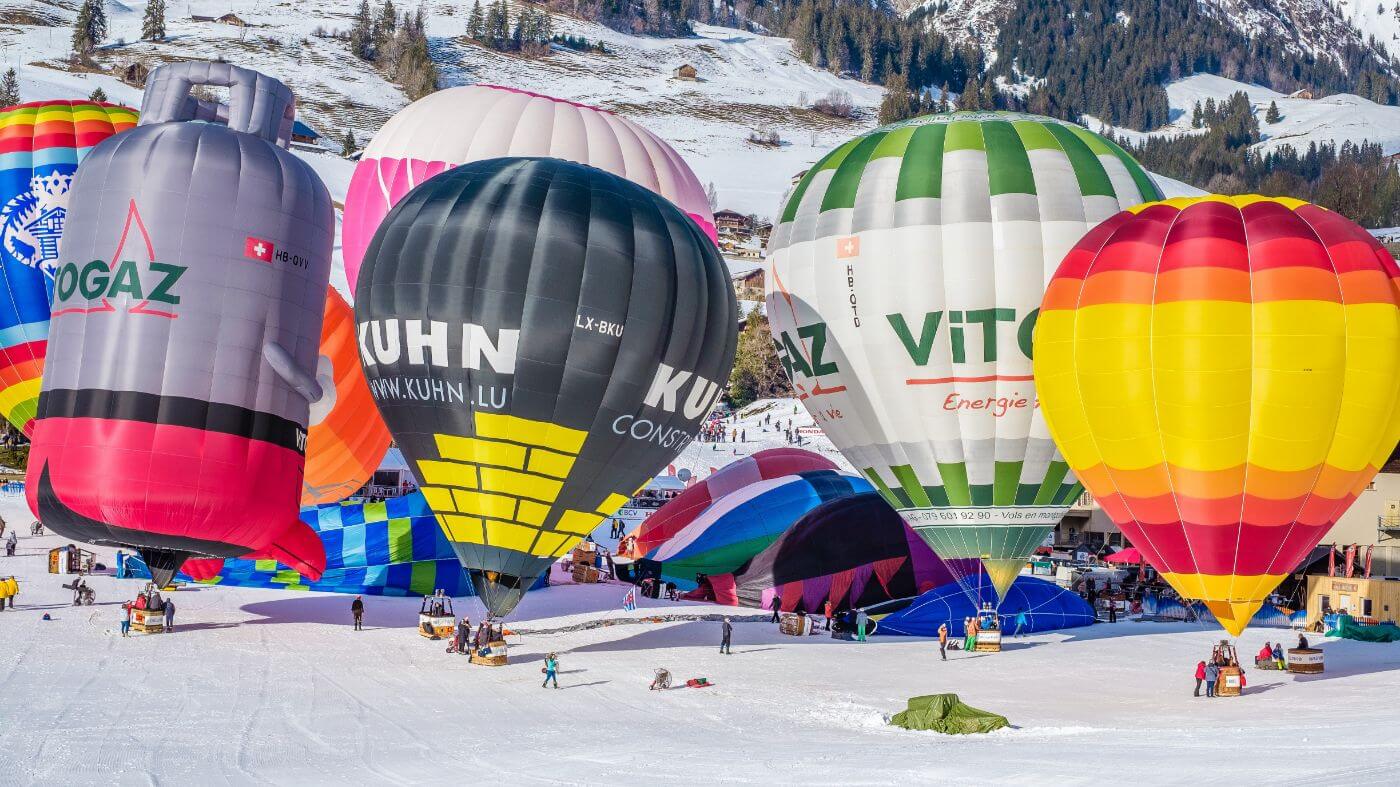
[342,84,717,291]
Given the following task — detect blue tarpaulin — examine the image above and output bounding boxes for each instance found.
[873,576,1095,637]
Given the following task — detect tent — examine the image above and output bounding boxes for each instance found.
[702,491,968,612]
[889,694,1009,734]
[872,576,1095,637]
[1103,547,1142,564]
[651,469,872,586]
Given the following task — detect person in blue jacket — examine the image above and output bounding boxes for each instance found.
[1013,610,1028,637]
[542,653,559,689]
[1204,661,1220,697]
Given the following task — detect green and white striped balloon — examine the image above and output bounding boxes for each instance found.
[765,111,1161,601]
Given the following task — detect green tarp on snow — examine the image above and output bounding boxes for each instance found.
[1325,615,1400,643]
[888,693,1009,734]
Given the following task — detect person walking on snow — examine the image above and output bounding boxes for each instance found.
[542,653,559,688]
[1204,660,1220,697]
[938,622,949,660]
[1194,660,1207,696]
[1014,610,1028,637]
[855,609,869,642]
[720,617,733,654]
[769,594,781,623]
[351,595,364,631]
[121,601,132,638]
[163,598,174,632]
[823,600,833,631]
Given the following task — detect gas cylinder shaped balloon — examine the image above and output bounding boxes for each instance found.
[302,286,392,505]
[342,84,716,292]
[1034,195,1400,636]
[0,100,137,433]
[356,157,737,618]
[25,63,334,586]
[765,111,1162,603]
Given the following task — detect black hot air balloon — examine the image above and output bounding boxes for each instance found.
[356,157,737,618]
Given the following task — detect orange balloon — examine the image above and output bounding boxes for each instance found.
[302,287,391,505]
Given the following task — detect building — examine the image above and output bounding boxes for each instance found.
[115,61,151,88]
[1305,574,1400,626]
[1288,88,1314,100]
[672,64,698,81]
[191,10,248,26]
[754,222,772,243]
[714,209,751,233]
[291,120,321,146]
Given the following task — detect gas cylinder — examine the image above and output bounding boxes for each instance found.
[25,62,333,585]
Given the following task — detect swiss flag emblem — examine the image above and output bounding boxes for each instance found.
[244,236,274,263]
[836,235,860,259]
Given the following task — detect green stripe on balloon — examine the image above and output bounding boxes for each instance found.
[891,463,933,508]
[943,119,985,152]
[821,131,886,211]
[781,137,858,223]
[1043,123,1116,198]
[387,518,412,562]
[993,460,1023,505]
[1009,119,1061,151]
[936,461,972,506]
[982,121,1036,196]
[871,124,916,161]
[409,561,436,595]
[895,122,947,201]
[1033,459,1072,505]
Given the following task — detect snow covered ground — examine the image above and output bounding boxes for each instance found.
[4,494,1400,784]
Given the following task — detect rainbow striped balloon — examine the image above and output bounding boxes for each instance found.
[1034,195,1400,635]
[0,100,137,432]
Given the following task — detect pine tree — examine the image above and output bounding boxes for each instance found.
[727,311,791,408]
[88,86,107,103]
[937,82,950,113]
[341,129,357,156]
[375,0,397,51]
[350,0,375,60]
[1265,100,1281,124]
[877,71,915,124]
[71,0,108,59]
[0,68,19,108]
[467,1,485,40]
[141,0,166,41]
[1191,101,1203,128]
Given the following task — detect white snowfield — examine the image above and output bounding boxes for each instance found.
[3,495,1400,784]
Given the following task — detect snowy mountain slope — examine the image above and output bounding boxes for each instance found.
[1086,73,1400,158]
[1338,0,1400,47]
[0,1,881,220]
[903,0,1015,53]
[1198,0,1395,72]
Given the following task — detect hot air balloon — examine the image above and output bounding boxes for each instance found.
[635,447,839,556]
[303,287,392,505]
[356,157,737,618]
[341,84,716,292]
[765,111,1162,605]
[1034,195,1400,636]
[26,63,334,586]
[0,99,137,433]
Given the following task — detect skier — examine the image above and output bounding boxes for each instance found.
[938,622,948,660]
[163,598,175,632]
[1194,660,1206,696]
[1204,660,1220,697]
[855,608,869,642]
[542,652,559,688]
[720,617,733,654]
[351,595,364,631]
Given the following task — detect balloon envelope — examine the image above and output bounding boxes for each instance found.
[636,447,839,557]
[342,84,716,292]
[1034,195,1400,635]
[0,100,137,433]
[303,287,392,505]
[765,111,1162,602]
[356,157,737,618]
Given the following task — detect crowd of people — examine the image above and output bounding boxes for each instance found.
[119,586,175,637]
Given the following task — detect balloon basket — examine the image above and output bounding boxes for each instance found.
[418,616,454,639]
[469,641,509,667]
[129,608,165,634]
[1216,665,1243,697]
[973,630,1002,652]
[1286,648,1324,674]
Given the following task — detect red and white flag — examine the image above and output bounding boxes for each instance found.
[835,235,860,259]
[244,236,275,263]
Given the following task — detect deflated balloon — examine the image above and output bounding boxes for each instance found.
[342,84,716,292]
[25,63,333,586]
[302,287,392,505]
[1034,195,1400,636]
[0,100,137,433]
[765,111,1161,603]
[356,157,737,618]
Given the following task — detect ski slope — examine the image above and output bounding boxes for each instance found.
[3,495,1400,783]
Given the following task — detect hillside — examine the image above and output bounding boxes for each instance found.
[1,0,882,219]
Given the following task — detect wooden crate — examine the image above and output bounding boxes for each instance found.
[571,565,600,584]
[1287,648,1324,674]
[130,607,164,634]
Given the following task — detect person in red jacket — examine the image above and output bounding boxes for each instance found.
[1194,660,1207,697]
[1257,642,1273,665]
[823,600,833,631]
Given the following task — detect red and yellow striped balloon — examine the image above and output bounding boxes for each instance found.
[1034,195,1400,635]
